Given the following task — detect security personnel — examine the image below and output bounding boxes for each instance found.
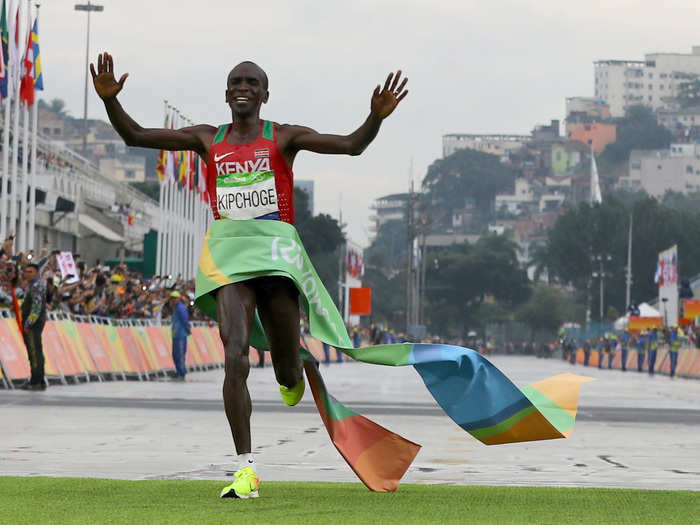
[583,339,591,366]
[619,330,630,372]
[668,325,683,378]
[636,330,647,372]
[647,327,659,375]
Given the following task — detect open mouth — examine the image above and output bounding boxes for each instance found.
[234,97,250,103]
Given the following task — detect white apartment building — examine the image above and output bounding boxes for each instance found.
[620,143,700,196]
[442,133,530,161]
[594,46,700,117]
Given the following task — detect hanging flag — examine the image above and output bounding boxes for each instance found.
[155,110,169,182]
[178,150,187,187]
[188,150,195,191]
[30,16,41,91]
[164,109,176,184]
[198,155,208,202]
[19,20,34,106]
[0,0,8,99]
[5,2,19,98]
[590,149,602,205]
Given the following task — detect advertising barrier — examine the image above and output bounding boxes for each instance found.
[0,312,229,388]
[1,310,698,389]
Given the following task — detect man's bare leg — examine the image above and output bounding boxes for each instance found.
[217,282,256,454]
[253,277,303,390]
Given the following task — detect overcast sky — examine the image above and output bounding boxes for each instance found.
[29,0,700,245]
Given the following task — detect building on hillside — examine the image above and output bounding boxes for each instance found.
[565,118,617,153]
[494,178,536,215]
[619,144,700,196]
[99,156,146,183]
[442,133,530,160]
[657,105,700,141]
[38,107,65,138]
[565,97,611,120]
[595,46,700,117]
[368,193,407,237]
[294,179,314,214]
[551,141,586,174]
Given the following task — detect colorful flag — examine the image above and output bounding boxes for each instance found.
[30,16,41,91]
[301,345,420,492]
[0,0,8,99]
[19,21,34,106]
[590,149,602,205]
[188,150,195,191]
[197,155,208,201]
[194,219,594,491]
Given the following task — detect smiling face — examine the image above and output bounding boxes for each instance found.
[225,61,269,117]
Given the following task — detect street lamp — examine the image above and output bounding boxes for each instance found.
[591,254,612,333]
[75,1,104,158]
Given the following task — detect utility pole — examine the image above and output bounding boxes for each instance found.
[406,179,414,334]
[75,1,104,158]
[625,211,633,310]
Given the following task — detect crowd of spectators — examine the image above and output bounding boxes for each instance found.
[0,234,202,321]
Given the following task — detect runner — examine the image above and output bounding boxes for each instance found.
[91,53,408,498]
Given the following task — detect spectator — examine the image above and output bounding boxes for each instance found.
[169,291,191,381]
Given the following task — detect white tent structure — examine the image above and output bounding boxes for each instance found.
[613,302,662,330]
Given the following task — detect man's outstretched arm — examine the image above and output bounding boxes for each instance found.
[90,52,214,156]
[284,70,408,156]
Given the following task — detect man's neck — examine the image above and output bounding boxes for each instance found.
[230,113,261,137]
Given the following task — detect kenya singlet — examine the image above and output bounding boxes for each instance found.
[207,120,294,224]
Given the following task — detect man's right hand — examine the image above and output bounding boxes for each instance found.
[90,52,128,100]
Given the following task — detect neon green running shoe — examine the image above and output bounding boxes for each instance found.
[279,378,305,406]
[220,466,260,499]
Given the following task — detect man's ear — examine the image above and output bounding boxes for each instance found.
[262,90,269,104]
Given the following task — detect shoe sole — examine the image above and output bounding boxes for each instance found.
[221,489,259,499]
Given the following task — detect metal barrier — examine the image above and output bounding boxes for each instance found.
[0,310,224,389]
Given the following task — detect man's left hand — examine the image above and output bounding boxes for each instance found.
[371,70,408,119]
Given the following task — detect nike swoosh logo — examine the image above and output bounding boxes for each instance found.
[214,152,235,162]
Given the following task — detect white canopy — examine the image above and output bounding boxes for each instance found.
[613,302,662,330]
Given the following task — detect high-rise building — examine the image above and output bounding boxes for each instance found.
[595,46,700,117]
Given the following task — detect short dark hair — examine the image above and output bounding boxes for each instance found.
[26,263,39,270]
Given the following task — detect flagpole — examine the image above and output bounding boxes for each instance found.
[28,67,37,250]
[155,100,166,277]
[8,0,20,244]
[1,98,10,240]
[18,0,29,251]
[27,2,38,251]
[18,98,27,250]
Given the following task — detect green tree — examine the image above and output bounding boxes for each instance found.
[422,148,516,230]
[293,188,345,306]
[600,105,672,166]
[542,195,700,319]
[424,234,530,337]
[515,285,567,338]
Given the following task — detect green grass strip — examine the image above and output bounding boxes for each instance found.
[0,477,696,525]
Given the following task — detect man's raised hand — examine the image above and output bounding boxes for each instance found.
[90,52,129,100]
[371,70,408,119]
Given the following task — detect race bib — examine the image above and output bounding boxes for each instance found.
[216,171,279,220]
